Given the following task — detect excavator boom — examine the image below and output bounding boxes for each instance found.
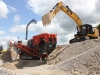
[42,1,82,30]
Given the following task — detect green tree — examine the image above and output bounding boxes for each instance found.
[96,24,100,30]
[96,24,100,36]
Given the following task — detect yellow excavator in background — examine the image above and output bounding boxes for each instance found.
[0,45,7,54]
[42,1,99,43]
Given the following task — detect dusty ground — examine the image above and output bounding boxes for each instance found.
[0,39,100,75]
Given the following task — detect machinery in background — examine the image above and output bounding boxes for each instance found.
[0,45,7,54]
[25,18,37,40]
[42,1,99,43]
[0,45,3,54]
[9,18,57,61]
[11,33,57,61]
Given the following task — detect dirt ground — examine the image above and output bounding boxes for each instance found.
[0,39,100,75]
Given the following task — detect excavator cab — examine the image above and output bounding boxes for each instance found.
[76,24,94,36]
[82,24,94,34]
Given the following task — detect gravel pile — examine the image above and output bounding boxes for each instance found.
[15,65,66,75]
[0,67,17,75]
[47,39,100,65]
[47,45,66,60]
[0,60,3,66]
[12,59,45,69]
[0,54,3,60]
[47,45,69,64]
[1,47,18,61]
[56,45,100,75]
[0,62,17,71]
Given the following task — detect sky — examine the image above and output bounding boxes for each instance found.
[0,0,100,49]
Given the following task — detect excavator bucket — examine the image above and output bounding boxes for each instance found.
[42,11,54,26]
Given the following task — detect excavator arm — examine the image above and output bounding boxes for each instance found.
[42,1,82,30]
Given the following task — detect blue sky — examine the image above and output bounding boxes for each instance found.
[0,0,100,49]
[0,0,41,40]
[0,0,43,49]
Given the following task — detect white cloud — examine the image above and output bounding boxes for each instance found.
[0,0,9,18]
[13,15,20,24]
[0,31,5,35]
[9,21,66,34]
[0,36,18,49]
[26,0,96,15]
[26,0,58,15]
[9,24,26,32]
[0,0,17,18]
[7,5,17,12]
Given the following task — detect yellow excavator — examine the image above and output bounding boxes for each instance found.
[42,1,99,43]
[0,45,7,54]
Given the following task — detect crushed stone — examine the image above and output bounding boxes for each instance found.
[0,62,17,71]
[47,39,100,65]
[56,45,100,75]
[1,47,19,61]
[0,67,18,75]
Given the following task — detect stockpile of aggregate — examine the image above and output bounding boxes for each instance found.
[47,39,100,75]
[1,47,18,61]
[0,67,17,75]
[0,62,17,71]
[47,39,100,65]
